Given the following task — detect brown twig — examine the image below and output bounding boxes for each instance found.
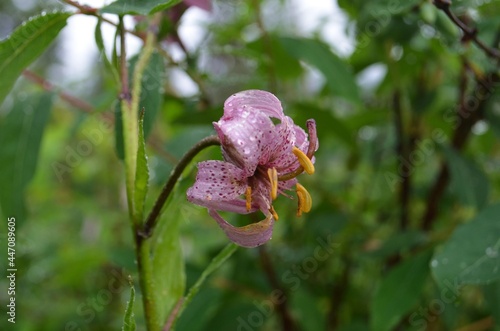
[421,65,498,231]
[258,246,297,331]
[61,0,144,39]
[163,298,184,331]
[433,0,500,60]
[119,17,131,104]
[392,90,410,231]
[455,316,494,331]
[22,70,95,114]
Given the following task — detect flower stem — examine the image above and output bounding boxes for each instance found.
[141,135,220,238]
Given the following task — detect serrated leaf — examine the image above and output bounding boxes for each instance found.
[122,280,136,331]
[431,204,500,285]
[0,92,53,220]
[100,0,183,15]
[133,111,149,221]
[0,12,70,105]
[442,146,490,209]
[279,36,360,103]
[115,51,164,159]
[371,250,432,331]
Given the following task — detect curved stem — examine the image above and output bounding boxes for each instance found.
[141,135,220,238]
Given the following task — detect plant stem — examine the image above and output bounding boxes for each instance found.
[141,135,220,237]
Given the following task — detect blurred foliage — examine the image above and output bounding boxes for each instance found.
[1,0,500,330]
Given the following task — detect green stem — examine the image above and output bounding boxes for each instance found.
[137,238,157,331]
[136,135,220,331]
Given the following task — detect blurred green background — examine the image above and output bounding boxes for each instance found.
[1,0,500,330]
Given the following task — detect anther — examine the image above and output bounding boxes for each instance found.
[296,183,312,217]
[292,147,315,175]
[270,205,279,221]
[245,186,252,212]
[267,167,278,200]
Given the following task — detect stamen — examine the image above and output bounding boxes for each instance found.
[270,205,279,221]
[296,183,312,216]
[245,186,252,212]
[267,167,278,200]
[292,147,315,175]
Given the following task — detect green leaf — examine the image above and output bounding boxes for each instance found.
[115,51,164,159]
[442,146,490,209]
[247,35,303,80]
[100,0,183,15]
[279,37,360,103]
[366,230,428,260]
[0,92,53,220]
[150,196,186,330]
[174,243,238,327]
[371,250,432,331]
[431,204,500,285]
[483,281,500,325]
[122,279,136,331]
[94,18,120,84]
[133,111,149,222]
[0,12,70,105]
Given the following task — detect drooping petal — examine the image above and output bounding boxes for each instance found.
[208,209,274,247]
[214,110,275,176]
[223,90,285,120]
[187,161,255,213]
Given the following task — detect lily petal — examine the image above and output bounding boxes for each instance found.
[187,161,255,213]
[214,110,274,176]
[208,209,274,247]
[223,89,285,120]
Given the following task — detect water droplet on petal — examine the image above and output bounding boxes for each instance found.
[431,259,439,268]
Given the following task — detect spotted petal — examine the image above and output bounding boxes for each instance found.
[208,209,274,247]
[214,110,275,176]
[223,90,285,120]
[187,161,255,213]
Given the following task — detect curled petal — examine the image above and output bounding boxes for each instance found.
[223,90,285,120]
[187,161,256,213]
[208,209,274,247]
[214,110,274,176]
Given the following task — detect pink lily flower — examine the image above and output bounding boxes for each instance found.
[187,90,318,247]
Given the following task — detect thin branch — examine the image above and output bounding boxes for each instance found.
[22,70,94,114]
[455,316,494,331]
[141,135,221,238]
[163,298,184,331]
[61,0,144,39]
[119,17,131,104]
[392,90,410,231]
[421,65,498,231]
[258,246,297,331]
[433,0,500,60]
